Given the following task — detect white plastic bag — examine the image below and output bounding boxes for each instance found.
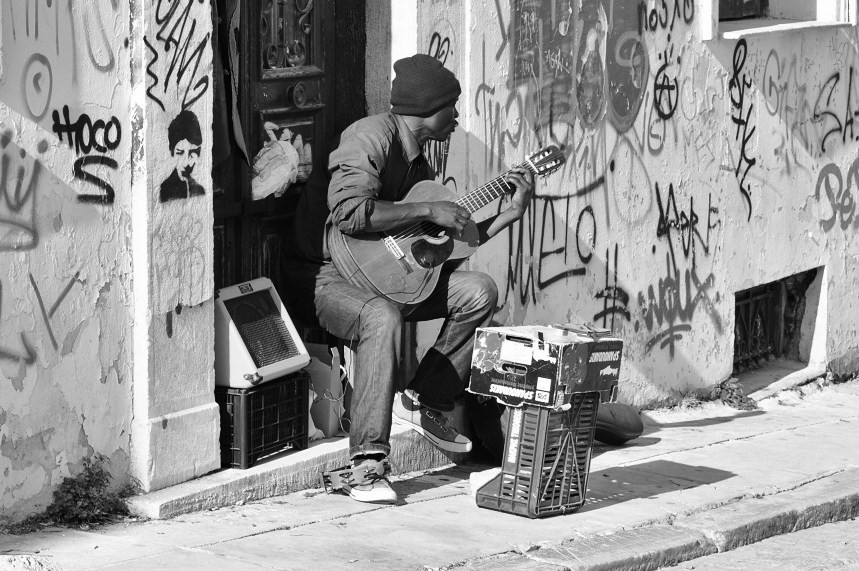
[251,122,312,200]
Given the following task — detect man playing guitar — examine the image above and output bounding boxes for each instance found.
[283,54,534,504]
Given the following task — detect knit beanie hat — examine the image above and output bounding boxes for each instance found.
[391,54,461,117]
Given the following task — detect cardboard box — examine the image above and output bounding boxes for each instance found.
[468,324,622,408]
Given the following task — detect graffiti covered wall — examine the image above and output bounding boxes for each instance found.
[139,0,218,492]
[0,0,134,521]
[146,0,214,314]
[0,0,218,520]
[417,0,859,405]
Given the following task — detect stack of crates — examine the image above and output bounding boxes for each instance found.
[215,369,310,469]
[475,392,600,517]
[469,324,622,518]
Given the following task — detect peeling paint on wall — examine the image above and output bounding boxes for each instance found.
[0,0,133,523]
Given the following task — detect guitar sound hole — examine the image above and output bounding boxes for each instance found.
[411,238,454,269]
[425,224,447,242]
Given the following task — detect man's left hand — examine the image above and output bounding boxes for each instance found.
[504,167,534,217]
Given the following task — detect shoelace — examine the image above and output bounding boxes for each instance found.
[361,471,387,486]
[425,409,454,433]
[349,459,394,487]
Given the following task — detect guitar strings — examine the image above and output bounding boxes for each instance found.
[389,161,537,242]
[391,175,510,240]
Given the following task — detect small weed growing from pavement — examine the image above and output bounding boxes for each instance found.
[1,453,139,535]
[711,378,758,411]
[46,453,136,525]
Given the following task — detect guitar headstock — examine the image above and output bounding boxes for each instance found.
[525,145,566,178]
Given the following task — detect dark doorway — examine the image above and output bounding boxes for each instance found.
[212,0,367,298]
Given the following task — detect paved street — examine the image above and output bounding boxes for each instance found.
[662,517,859,570]
[1,379,858,570]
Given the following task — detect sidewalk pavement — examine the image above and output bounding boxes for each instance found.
[2,378,858,571]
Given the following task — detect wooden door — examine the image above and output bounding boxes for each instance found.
[213,0,366,299]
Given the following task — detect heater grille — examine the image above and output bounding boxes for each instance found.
[223,290,301,368]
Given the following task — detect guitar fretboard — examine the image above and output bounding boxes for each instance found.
[455,161,539,214]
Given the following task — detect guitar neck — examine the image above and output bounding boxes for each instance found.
[455,161,537,214]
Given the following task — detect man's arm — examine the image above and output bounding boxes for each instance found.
[327,128,388,235]
[475,166,534,243]
[370,166,534,237]
[364,200,470,234]
[328,128,473,236]
[369,166,533,237]
[329,127,531,238]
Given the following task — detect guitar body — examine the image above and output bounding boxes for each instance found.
[328,144,565,305]
[330,180,480,305]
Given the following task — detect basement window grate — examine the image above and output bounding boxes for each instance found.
[720,0,769,21]
[733,269,819,375]
[733,282,782,373]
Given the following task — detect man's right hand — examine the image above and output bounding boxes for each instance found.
[359,199,471,235]
[424,201,471,236]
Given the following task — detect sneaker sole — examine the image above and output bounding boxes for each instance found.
[345,491,397,504]
[343,485,397,504]
[392,413,473,454]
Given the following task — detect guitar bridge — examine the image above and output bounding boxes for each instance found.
[384,236,405,259]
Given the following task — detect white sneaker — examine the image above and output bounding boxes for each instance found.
[392,393,472,453]
[341,458,397,504]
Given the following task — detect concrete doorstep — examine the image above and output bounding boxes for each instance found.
[127,423,463,519]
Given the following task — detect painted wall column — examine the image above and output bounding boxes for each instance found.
[130,0,219,492]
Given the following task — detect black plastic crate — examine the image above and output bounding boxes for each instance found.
[475,392,600,518]
[215,370,309,469]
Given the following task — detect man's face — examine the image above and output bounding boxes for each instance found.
[425,101,459,141]
[172,139,201,181]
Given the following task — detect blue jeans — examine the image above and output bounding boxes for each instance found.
[310,261,498,459]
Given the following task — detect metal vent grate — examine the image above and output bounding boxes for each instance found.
[223,290,301,368]
[733,282,781,373]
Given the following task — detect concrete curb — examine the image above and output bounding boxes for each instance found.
[0,555,64,571]
[128,425,463,519]
[454,467,859,570]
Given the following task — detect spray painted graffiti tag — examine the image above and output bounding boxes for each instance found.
[815,160,859,232]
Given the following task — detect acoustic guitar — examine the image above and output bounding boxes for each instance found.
[329,145,566,305]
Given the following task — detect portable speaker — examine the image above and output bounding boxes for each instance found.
[214,277,311,388]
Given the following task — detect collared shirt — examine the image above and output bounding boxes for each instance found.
[327,112,432,236]
[282,112,434,311]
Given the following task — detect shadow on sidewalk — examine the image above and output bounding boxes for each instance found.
[394,463,485,501]
[642,409,766,431]
[391,458,733,511]
[581,459,735,512]
[592,436,663,459]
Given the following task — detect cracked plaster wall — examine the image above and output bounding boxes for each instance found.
[414,0,859,407]
[1,0,217,522]
[0,1,134,522]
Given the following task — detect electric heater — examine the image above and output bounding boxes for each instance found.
[214,277,310,388]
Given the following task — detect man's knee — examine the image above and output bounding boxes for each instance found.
[361,297,403,333]
[470,272,499,310]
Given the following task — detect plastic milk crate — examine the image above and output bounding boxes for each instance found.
[469,324,622,518]
[215,370,310,469]
[475,393,601,518]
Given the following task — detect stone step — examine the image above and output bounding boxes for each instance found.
[128,425,463,519]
